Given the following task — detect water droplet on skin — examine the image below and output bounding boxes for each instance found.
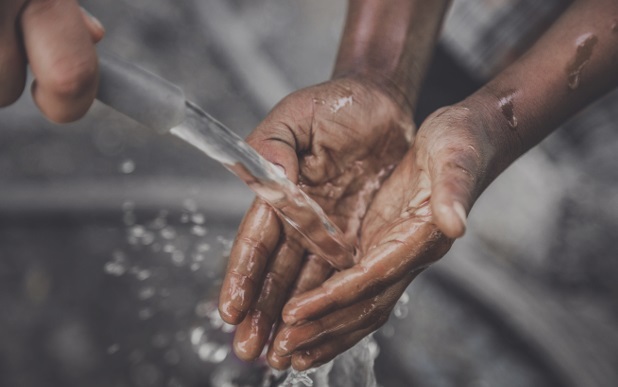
[164,349,180,365]
[171,250,185,265]
[612,19,618,33]
[120,159,136,174]
[330,95,353,113]
[498,91,518,129]
[136,269,151,281]
[566,33,598,90]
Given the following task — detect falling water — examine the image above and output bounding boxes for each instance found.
[170,101,355,270]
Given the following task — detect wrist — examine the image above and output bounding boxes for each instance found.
[331,69,415,119]
[456,92,525,180]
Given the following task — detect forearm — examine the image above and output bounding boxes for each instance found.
[467,0,618,174]
[333,0,451,112]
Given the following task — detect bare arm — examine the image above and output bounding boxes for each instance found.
[219,0,451,369]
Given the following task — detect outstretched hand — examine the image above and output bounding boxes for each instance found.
[218,76,414,367]
[273,105,501,370]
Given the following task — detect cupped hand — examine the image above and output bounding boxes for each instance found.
[218,76,415,365]
[273,104,504,370]
[0,0,104,122]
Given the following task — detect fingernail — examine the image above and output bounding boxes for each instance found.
[453,201,467,230]
[81,7,104,31]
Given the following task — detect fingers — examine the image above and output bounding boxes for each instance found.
[0,2,28,106]
[282,218,445,324]
[283,276,414,371]
[291,325,375,371]
[21,0,100,122]
[267,254,333,370]
[219,199,282,324]
[233,234,305,361]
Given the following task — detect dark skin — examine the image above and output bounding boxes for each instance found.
[221,0,618,371]
[219,0,451,368]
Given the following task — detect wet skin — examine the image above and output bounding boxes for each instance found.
[220,0,618,371]
[219,76,414,364]
[0,0,104,122]
[219,0,451,368]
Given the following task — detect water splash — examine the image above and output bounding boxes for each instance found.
[566,33,598,90]
[170,102,355,270]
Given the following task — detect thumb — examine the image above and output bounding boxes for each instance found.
[247,121,304,184]
[429,150,480,239]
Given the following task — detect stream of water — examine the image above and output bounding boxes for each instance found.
[170,101,355,270]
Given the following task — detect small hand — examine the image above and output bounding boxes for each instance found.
[273,105,500,370]
[1,0,104,121]
[218,76,414,366]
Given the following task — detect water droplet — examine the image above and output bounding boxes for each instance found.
[191,225,207,236]
[566,33,598,90]
[107,343,120,354]
[380,324,395,338]
[192,253,205,262]
[160,227,176,240]
[195,243,211,253]
[221,323,235,333]
[104,261,127,276]
[163,243,175,253]
[138,287,156,300]
[120,159,136,174]
[180,213,190,223]
[191,213,205,224]
[129,225,146,238]
[330,95,353,113]
[122,201,135,211]
[612,19,618,32]
[190,263,200,272]
[498,91,518,129]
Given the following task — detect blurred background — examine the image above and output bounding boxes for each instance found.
[1,0,617,386]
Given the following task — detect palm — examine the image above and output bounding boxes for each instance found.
[218,77,414,366]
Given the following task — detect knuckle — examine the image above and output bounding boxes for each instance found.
[43,56,97,100]
[236,235,270,260]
